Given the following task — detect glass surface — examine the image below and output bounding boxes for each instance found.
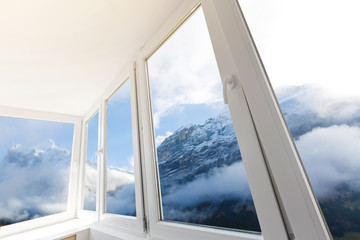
[147,8,261,232]
[238,0,360,238]
[83,112,98,211]
[106,80,136,216]
[0,116,74,226]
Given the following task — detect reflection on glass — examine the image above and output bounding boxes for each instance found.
[238,0,360,238]
[83,112,98,211]
[147,8,261,232]
[0,116,74,226]
[106,80,136,216]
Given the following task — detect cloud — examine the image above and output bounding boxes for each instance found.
[106,167,134,192]
[155,131,173,146]
[277,85,360,123]
[162,161,252,207]
[83,159,136,212]
[0,117,73,157]
[295,125,360,198]
[0,140,71,224]
[147,10,223,128]
[106,184,136,216]
[239,0,360,98]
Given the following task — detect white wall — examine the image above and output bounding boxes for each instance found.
[90,229,124,240]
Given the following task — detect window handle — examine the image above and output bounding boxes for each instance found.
[95,148,103,157]
[222,75,236,104]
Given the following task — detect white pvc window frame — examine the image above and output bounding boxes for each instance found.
[137,1,288,240]
[77,65,146,236]
[77,103,100,222]
[206,1,332,240]
[0,106,82,238]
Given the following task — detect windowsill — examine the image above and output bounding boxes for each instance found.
[0,219,93,240]
[89,222,146,240]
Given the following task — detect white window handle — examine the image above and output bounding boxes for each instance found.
[222,75,236,104]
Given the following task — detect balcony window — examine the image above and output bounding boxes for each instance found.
[147,7,260,233]
[83,112,99,211]
[106,80,136,216]
[239,0,360,238]
[0,116,74,226]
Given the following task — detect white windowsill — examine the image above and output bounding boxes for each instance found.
[0,219,93,240]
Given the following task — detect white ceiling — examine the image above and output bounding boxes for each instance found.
[0,0,183,116]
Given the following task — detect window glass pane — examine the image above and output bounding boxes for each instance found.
[239,0,360,238]
[0,116,74,226]
[83,112,98,211]
[147,8,261,233]
[106,80,136,216]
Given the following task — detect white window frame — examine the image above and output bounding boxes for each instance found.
[136,1,290,240]
[0,106,82,238]
[92,64,146,237]
[77,102,100,222]
[207,0,332,239]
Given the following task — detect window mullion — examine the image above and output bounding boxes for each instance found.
[99,98,106,219]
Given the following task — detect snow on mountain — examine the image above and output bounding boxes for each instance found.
[276,85,360,138]
[155,108,261,230]
[157,108,240,195]
[2,139,71,168]
[0,139,71,224]
[156,85,360,232]
[1,85,360,233]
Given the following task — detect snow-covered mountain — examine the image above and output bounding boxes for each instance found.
[0,140,71,225]
[156,108,260,231]
[1,85,359,236]
[157,109,241,194]
[2,139,70,168]
[156,85,360,235]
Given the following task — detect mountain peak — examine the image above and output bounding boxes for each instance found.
[3,139,71,168]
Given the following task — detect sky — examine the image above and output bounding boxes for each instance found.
[147,8,225,145]
[238,0,360,98]
[0,116,74,158]
[238,0,360,209]
[86,112,98,165]
[2,0,360,227]
[106,80,134,170]
[84,111,98,211]
[0,117,74,224]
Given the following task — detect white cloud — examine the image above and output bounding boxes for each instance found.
[239,0,360,98]
[128,155,134,170]
[163,161,252,207]
[155,131,173,146]
[106,167,134,192]
[0,140,71,223]
[147,10,223,128]
[106,184,136,215]
[295,125,360,198]
[277,85,360,122]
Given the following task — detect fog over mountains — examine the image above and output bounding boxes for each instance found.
[156,85,360,233]
[1,85,359,236]
[0,140,71,225]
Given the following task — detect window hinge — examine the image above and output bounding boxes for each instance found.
[143,216,148,233]
[133,61,137,71]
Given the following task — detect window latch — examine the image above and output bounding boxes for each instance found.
[222,75,236,104]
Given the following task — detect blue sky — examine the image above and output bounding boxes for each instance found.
[147,8,225,146]
[106,80,134,170]
[85,81,134,170]
[0,116,74,159]
[86,8,226,170]
[86,112,98,164]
